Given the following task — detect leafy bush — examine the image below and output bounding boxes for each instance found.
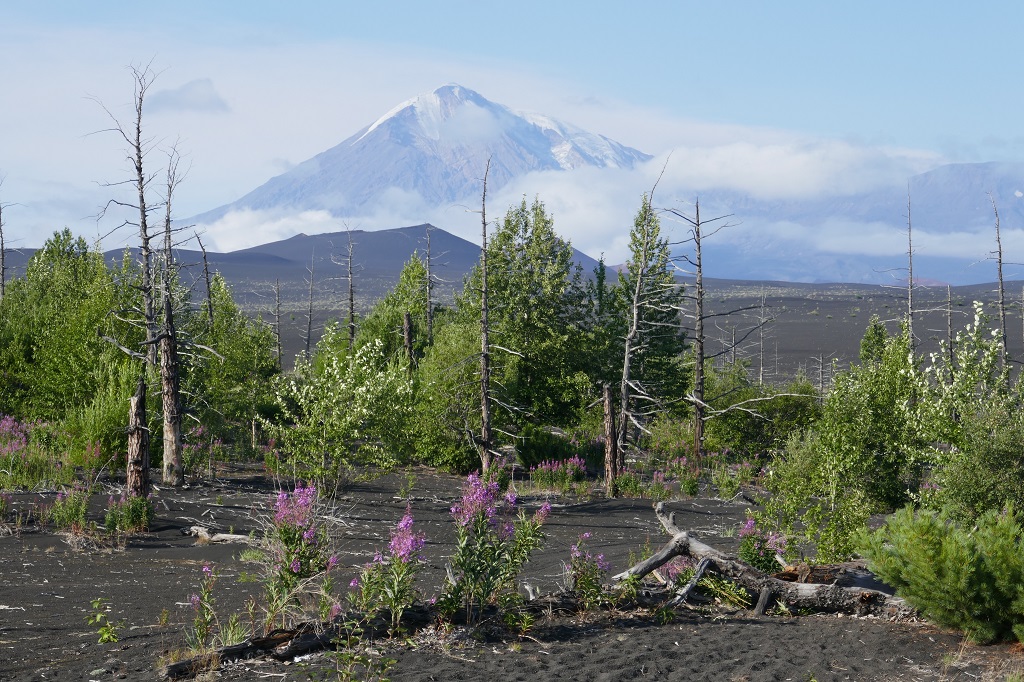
[263,332,413,485]
[859,505,1024,644]
[762,321,922,561]
[0,416,75,489]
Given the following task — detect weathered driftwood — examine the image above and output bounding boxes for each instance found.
[613,502,914,619]
[184,526,252,544]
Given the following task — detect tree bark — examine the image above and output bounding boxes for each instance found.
[197,233,214,329]
[126,373,150,497]
[692,202,705,460]
[991,195,1008,367]
[160,276,183,486]
[603,382,617,497]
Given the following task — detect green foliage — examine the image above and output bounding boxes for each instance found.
[103,493,154,534]
[355,253,429,361]
[0,230,134,421]
[349,508,425,635]
[263,328,413,484]
[929,406,1024,523]
[86,598,123,644]
[190,274,279,450]
[407,319,479,473]
[565,532,610,612]
[459,197,590,427]
[45,485,90,532]
[0,416,75,489]
[859,505,1024,644]
[737,518,787,573]
[612,195,688,429]
[703,364,820,456]
[763,320,922,561]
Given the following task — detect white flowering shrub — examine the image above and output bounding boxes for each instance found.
[263,324,413,482]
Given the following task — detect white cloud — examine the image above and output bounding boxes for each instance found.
[148,78,230,114]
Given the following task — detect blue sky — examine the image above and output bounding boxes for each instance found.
[3,1,1024,261]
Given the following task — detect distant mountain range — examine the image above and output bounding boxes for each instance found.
[179,83,1024,285]
[2,224,600,311]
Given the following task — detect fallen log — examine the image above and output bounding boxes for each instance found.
[612,502,915,619]
[183,525,253,544]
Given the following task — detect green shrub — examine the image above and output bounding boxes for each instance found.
[859,505,1024,644]
[104,494,154,534]
[45,485,90,532]
[930,407,1024,524]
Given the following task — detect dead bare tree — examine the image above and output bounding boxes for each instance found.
[158,149,186,486]
[196,233,214,329]
[905,189,916,355]
[478,159,494,474]
[990,194,1008,367]
[425,223,435,344]
[94,64,160,367]
[302,255,316,360]
[274,278,283,370]
[666,199,734,458]
[0,176,8,302]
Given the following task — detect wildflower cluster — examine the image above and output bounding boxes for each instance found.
[0,415,71,489]
[565,532,610,612]
[529,455,586,494]
[440,473,550,624]
[351,506,427,634]
[270,484,337,592]
[663,457,701,496]
[737,517,787,573]
[45,484,90,532]
[182,424,226,479]
[104,493,154,534]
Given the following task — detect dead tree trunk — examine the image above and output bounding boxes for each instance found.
[160,152,185,486]
[613,503,913,618]
[603,382,617,497]
[303,256,315,360]
[478,159,493,475]
[692,204,706,458]
[273,278,283,370]
[991,195,1008,367]
[0,182,7,303]
[425,224,434,344]
[906,188,915,355]
[126,373,150,497]
[197,233,214,329]
[345,227,356,350]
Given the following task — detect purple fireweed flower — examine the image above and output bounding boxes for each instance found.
[329,603,343,620]
[190,593,200,609]
[534,501,552,523]
[349,577,359,588]
[388,507,426,562]
[274,484,318,528]
[739,517,758,538]
[504,490,518,508]
[451,473,501,526]
[290,559,301,573]
[303,527,316,542]
[327,555,339,570]
[202,564,213,577]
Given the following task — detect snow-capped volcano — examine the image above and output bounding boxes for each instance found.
[190,84,651,224]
